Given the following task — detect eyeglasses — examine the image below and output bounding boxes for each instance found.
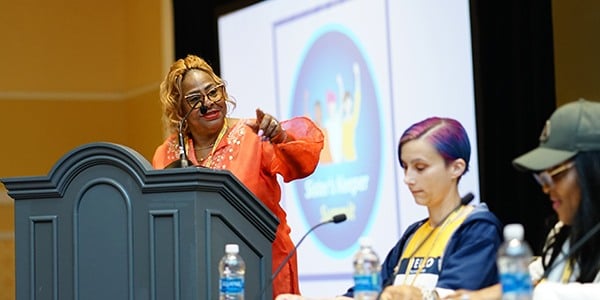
[533,161,574,189]
[184,84,224,107]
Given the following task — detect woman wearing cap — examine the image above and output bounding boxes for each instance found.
[446,98,600,300]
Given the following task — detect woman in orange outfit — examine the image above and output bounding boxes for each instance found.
[152,54,324,298]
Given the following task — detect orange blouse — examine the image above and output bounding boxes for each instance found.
[152,116,324,298]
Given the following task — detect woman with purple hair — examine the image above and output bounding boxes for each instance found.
[373,117,503,300]
[276,117,502,300]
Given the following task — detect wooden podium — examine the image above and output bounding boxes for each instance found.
[2,142,278,300]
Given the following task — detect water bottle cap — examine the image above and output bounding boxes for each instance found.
[225,244,239,254]
[359,236,373,247]
[503,223,524,241]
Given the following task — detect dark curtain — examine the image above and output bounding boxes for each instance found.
[470,0,556,253]
[174,0,558,254]
[172,0,260,74]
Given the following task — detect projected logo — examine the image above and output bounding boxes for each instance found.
[289,29,383,252]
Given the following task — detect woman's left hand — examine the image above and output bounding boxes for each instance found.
[378,285,424,300]
[246,108,288,143]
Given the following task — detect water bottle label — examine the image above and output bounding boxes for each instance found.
[500,272,532,295]
[220,277,244,294]
[353,274,381,293]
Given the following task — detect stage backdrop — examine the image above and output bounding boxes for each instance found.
[218,0,479,296]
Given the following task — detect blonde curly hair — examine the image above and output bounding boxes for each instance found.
[159,54,236,136]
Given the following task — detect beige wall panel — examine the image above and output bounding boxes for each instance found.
[552,0,600,105]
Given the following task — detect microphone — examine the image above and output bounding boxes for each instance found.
[378,192,475,295]
[199,104,208,115]
[254,213,348,300]
[540,221,600,280]
[461,192,475,205]
[165,100,201,168]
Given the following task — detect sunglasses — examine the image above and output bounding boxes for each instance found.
[533,161,574,189]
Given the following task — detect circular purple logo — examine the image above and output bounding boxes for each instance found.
[289,29,382,252]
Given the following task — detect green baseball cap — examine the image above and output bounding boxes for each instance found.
[513,98,600,172]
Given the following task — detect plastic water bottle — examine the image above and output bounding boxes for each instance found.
[497,224,533,300]
[353,236,382,300]
[219,244,246,300]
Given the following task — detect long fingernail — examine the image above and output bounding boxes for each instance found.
[258,129,264,137]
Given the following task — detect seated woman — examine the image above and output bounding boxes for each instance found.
[446,99,600,300]
[278,117,503,300]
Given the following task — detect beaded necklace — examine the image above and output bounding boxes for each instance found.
[193,118,229,165]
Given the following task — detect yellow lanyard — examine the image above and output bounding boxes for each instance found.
[560,259,573,283]
[400,205,472,285]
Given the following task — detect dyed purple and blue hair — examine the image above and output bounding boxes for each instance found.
[398,117,471,174]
